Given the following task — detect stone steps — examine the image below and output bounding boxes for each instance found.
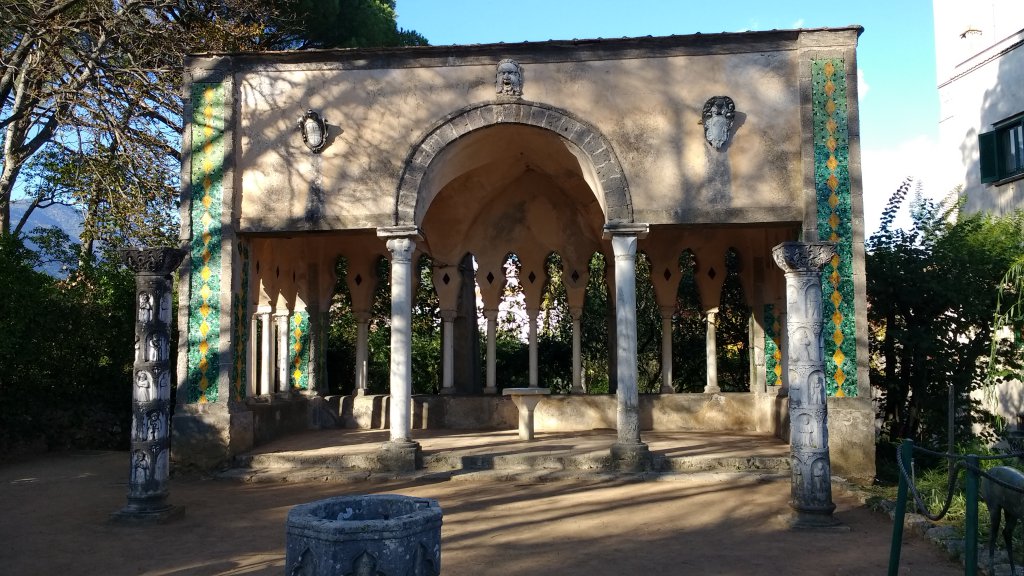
[223,449,790,483]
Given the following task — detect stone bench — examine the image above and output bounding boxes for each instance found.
[502,388,551,440]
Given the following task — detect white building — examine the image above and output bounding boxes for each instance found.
[934,0,1024,213]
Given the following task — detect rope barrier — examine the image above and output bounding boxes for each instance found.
[895,446,961,521]
[894,444,1024,521]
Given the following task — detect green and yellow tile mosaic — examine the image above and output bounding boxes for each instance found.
[764,304,783,387]
[230,241,250,401]
[812,58,857,397]
[289,311,310,390]
[186,82,225,404]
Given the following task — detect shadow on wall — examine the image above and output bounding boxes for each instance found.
[960,44,1023,214]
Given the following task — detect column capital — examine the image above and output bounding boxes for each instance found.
[602,222,650,240]
[376,225,423,241]
[439,309,457,323]
[120,247,186,276]
[771,241,835,274]
[384,237,417,263]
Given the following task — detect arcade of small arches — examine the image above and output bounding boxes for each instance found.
[244,243,770,401]
[233,113,797,458]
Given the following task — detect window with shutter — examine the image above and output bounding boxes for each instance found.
[979,113,1024,184]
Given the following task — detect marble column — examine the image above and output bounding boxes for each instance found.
[112,247,186,523]
[354,311,371,395]
[247,314,259,398]
[257,310,273,396]
[483,309,499,394]
[659,306,675,394]
[704,308,720,394]
[607,227,650,470]
[772,241,839,528]
[440,310,456,394]
[379,233,420,471]
[570,307,585,394]
[274,311,290,396]
[527,308,539,388]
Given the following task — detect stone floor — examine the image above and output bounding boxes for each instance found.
[0,430,974,573]
[229,429,793,482]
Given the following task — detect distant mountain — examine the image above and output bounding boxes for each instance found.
[11,200,83,239]
[10,200,84,276]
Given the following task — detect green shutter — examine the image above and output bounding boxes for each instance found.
[979,129,999,183]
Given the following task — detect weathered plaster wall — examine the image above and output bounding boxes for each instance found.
[191,31,861,233]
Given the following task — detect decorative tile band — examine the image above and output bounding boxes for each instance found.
[764,304,783,387]
[186,82,225,404]
[289,311,310,390]
[812,59,857,397]
[230,241,250,401]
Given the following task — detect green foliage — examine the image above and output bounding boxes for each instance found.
[716,249,751,392]
[0,235,135,458]
[868,179,1024,444]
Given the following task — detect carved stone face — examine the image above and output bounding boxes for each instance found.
[701,96,736,149]
[496,59,523,97]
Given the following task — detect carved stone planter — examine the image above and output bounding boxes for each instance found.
[285,495,442,576]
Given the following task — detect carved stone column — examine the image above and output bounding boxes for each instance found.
[772,241,840,528]
[704,308,720,394]
[378,230,421,471]
[607,225,651,470]
[112,247,186,523]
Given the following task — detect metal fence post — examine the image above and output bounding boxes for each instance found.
[888,439,913,576]
[965,455,979,576]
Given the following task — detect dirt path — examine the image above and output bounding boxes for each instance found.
[1,451,960,575]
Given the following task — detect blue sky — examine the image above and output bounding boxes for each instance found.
[398,0,940,234]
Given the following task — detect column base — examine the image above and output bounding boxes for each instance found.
[110,503,185,525]
[785,506,846,531]
[375,440,422,473]
[660,384,675,394]
[786,500,843,528]
[439,387,456,395]
[483,386,498,395]
[703,385,721,394]
[610,442,651,472]
[355,388,368,396]
[570,386,585,394]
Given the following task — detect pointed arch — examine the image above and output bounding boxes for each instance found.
[393,101,632,227]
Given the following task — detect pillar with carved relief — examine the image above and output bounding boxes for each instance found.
[113,247,186,523]
[772,241,839,528]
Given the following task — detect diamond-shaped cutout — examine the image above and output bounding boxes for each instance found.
[707,267,717,280]
[663,268,672,282]
[354,274,362,286]
[486,271,495,284]
[528,271,536,284]
[442,273,451,285]
[571,270,580,283]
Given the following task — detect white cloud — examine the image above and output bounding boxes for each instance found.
[792,18,805,28]
[861,135,950,237]
[857,68,870,100]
